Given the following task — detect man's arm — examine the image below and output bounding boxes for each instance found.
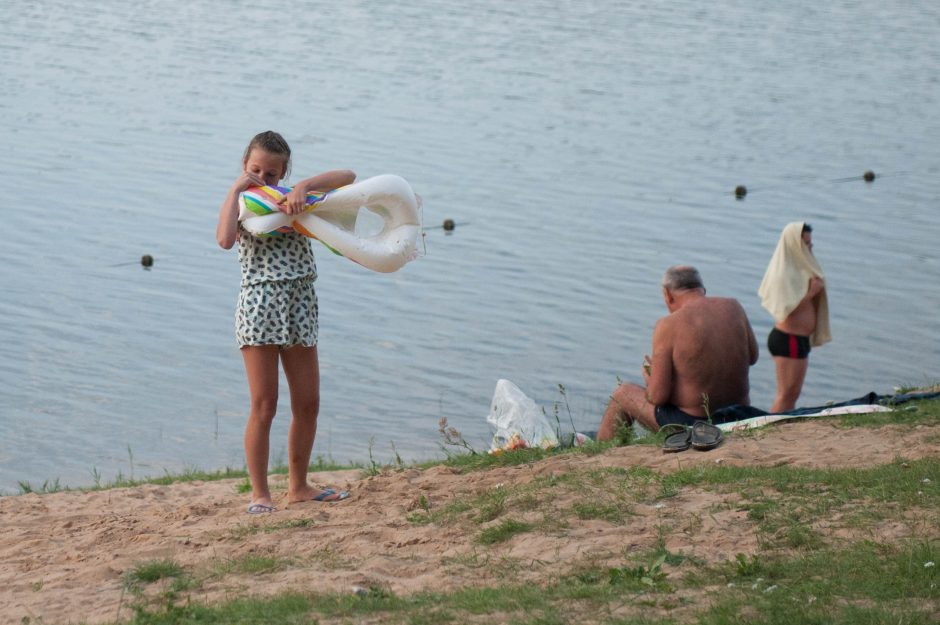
[646,318,674,406]
[742,304,759,365]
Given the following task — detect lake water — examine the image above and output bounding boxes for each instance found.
[1,1,938,493]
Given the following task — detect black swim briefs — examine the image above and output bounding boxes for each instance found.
[654,404,704,427]
[767,327,811,359]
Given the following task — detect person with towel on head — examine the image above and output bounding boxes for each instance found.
[758,222,831,413]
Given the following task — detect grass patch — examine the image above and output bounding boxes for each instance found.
[661,457,940,549]
[122,558,197,608]
[7,455,357,498]
[119,537,940,624]
[409,455,940,553]
[125,559,184,586]
[211,554,292,577]
[478,519,534,545]
[838,397,940,427]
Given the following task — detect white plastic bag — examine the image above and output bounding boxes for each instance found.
[486,379,559,453]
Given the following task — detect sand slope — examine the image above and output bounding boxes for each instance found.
[2,419,937,624]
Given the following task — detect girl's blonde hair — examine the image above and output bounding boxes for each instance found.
[243,130,292,179]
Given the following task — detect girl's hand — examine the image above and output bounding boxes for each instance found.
[219,171,268,250]
[232,171,267,194]
[279,186,309,215]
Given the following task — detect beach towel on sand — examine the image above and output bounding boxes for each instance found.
[758,221,831,347]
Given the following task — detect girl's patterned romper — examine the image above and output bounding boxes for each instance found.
[235,227,318,347]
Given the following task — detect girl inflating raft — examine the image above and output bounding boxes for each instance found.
[238,172,421,273]
[217,130,418,514]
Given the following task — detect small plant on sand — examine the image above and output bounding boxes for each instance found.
[438,417,478,455]
[124,559,185,592]
[613,421,635,446]
[733,552,765,578]
[127,444,135,480]
[701,392,712,423]
[478,518,533,545]
[546,383,579,441]
[235,476,251,494]
[608,554,669,590]
[17,478,62,495]
[366,437,381,476]
[405,494,435,525]
[212,555,291,577]
[390,441,405,471]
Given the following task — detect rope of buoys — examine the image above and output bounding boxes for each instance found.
[734,169,883,200]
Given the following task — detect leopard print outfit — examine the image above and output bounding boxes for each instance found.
[235,227,318,347]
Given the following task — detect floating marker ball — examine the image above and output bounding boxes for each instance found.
[141,254,154,267]
[443,219,455,231]
[734,185,747,199]
[863,170,875,182]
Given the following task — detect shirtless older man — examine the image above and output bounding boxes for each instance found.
[598,266,759,439]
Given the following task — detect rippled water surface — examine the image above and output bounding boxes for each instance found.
[1,1,938,491]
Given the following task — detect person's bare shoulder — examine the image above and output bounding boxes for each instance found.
[653,312,675,332]
[652,312,679,347]
[709,296,748,315]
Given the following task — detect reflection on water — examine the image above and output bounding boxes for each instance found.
[0,1,938,491]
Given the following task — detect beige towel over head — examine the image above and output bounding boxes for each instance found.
[758,221,831,347]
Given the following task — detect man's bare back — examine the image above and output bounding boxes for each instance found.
[648,296,759,416]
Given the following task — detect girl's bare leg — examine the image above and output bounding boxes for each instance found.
[241,345,281,508]
[280,345,341,501]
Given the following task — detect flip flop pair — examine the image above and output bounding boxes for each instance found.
[661,421,723,453]
[245,488,349,514]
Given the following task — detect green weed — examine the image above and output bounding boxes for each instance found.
[125,559,184,587]
[211,554,290,577]
[607,554,670,591]
[478,519,534,545]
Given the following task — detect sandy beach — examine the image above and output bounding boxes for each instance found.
[2,417,938,624]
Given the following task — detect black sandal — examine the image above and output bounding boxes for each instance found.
[690,421,723,451]
[661,424,692,453]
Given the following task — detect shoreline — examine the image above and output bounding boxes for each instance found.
[6,385,937,498]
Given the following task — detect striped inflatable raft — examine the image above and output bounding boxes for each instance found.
[238,174,421,273]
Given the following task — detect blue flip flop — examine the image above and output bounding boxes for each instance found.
[246,503,277,514]
[312,488,350,502]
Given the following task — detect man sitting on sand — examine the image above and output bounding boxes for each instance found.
[598,265,759,439]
